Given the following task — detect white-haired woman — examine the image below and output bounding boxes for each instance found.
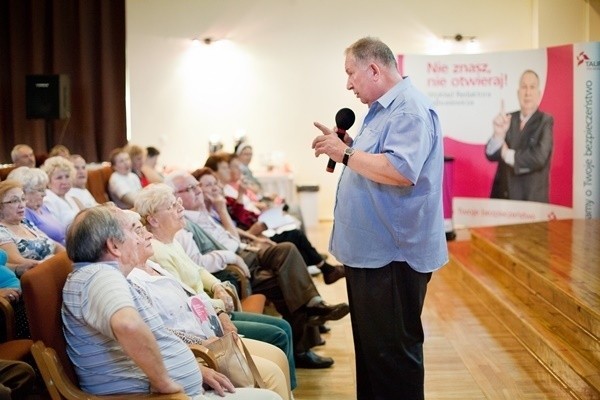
[7,167,66,245]
[41,156,83,231]
[133,185,293,399]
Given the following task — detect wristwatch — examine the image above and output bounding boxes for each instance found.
[342,147,356,166]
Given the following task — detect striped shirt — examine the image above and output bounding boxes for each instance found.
[62,261,203,396]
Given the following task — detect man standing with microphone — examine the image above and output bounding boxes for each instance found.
[312,37,448,400]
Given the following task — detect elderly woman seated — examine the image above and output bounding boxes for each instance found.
[40,156,83,231]
[121,210,292,399]
[0,180,64,277]
[7,167,65,245]
[134,184,298,388]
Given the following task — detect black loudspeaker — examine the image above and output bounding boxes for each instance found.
[26,74,71,119]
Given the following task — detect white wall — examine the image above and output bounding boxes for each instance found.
[126,0,597,220]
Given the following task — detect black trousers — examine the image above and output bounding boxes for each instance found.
[345,262,432,400]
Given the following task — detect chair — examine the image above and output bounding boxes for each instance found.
[86,164,113,204]
[223,265,266,314]
[31,341,187,400]
[0,165,16,181]
[20,252,190,399]
[225,264,252,299]
[0,297,33,361]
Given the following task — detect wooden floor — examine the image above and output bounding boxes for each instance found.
[294,219,600,400]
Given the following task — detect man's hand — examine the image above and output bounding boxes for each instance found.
[200,365,235,397]
[252,236,275,250]
[150,377,184,395]
[493,100,511,141]
[234,255,251,277]
[312,122,349,162]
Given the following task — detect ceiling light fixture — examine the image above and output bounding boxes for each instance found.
[444,33,477,42]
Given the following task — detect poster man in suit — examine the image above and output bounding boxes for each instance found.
[485,69,554,203]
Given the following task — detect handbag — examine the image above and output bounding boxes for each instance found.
[205,332,266,388]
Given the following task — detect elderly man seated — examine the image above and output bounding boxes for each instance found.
[62,204,281,399]
[10,145,36,168]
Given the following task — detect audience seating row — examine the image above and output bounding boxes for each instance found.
[0,162,112,206]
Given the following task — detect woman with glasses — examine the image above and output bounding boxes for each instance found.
[0,180,64,277]
[7,166,66,245]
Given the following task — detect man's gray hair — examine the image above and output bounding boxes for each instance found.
[66,205,126,262]
[163,170,190,190]
[345,37,397,69]
[10,145,33,163]
[7,167,49,192]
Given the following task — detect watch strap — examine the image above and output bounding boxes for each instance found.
[342,148,354,166]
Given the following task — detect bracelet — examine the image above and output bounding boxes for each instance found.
[216,309,226,317]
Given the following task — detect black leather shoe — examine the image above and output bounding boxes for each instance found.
[319,324,331,334]
[306,302,350,326]
[294,351,334,369]
[322,264,345,285]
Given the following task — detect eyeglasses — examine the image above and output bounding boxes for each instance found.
[1,197,26,206]
[175,182,200,194]
[157,197,183,213]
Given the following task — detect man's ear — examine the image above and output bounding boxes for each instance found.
[105,237,122,258]
[369,63,381,81]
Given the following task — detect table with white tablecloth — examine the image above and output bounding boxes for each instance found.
[254,171,297,205]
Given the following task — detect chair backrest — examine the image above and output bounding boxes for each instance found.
[86,165,113,204]
[0,165,16,181]
[0,297,33,362]
[21,251,78,384]
[0,297,16,340]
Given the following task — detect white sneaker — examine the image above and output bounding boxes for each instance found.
[307,265,321,276]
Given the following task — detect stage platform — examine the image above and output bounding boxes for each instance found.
[448,219,600,400]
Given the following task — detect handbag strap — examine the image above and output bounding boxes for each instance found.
[238,337,267,389]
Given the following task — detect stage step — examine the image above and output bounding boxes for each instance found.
[470,220,600,340]
[448,220,600,400]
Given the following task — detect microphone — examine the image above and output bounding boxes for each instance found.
[326,108,356,172]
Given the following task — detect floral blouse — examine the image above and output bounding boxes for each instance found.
[0,219,56,261]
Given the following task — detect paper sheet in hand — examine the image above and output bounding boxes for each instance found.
[258,204,300,233]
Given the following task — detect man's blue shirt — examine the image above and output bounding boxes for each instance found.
[330,77,448,272]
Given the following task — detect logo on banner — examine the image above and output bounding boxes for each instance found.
[577,51,599,69]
